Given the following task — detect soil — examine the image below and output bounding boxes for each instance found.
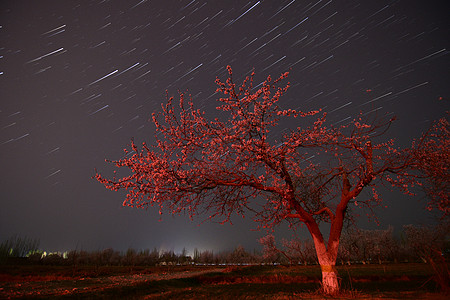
[0,266,226,298]
[0,264,447,299]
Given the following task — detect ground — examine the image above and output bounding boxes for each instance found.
[0,263,447,299]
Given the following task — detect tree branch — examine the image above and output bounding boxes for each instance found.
[313,207,335,221]
[285,213,306,222]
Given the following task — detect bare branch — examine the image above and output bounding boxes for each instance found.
[313,207,335,221]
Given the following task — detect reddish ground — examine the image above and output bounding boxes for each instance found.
[0,264,447,299]
[0,266,224,298]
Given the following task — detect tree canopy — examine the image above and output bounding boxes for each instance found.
[96,66,418,226]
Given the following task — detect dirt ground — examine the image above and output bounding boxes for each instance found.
[0,267,226,298]
[0,264,448,299]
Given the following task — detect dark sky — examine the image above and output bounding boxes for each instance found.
[1,0,449,254]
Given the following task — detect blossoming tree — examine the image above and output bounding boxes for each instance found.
[413,117,449,216]
[96,66,424,294]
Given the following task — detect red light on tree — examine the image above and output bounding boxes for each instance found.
[412,117,449,216]
[96,66,446,294]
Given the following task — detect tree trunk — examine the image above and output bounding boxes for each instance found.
[307,222,341,295]
[302,191,348,295]
[320,264,339,294]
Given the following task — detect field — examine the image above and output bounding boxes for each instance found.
[0,263,448,299]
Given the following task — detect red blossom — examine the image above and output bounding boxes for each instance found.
[411,116,449,216]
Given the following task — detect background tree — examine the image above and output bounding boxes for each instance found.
[227,245,254,265]
[96,66,425,294]
[259,234,291,264]
[281,237,317,265]
[403,223,450,292]
[413,116,449,216]
[402,223,448,264]
[259,234,317,265]
[338,226,398,265]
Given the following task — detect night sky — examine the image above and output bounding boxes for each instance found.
[1,0,449,254]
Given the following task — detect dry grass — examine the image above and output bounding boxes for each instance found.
[0,263,448,299]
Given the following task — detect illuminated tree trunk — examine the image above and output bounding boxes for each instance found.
[317,250,339,294]
[309,229,340,294]
[321,266,339,294]
[306,206,345,295]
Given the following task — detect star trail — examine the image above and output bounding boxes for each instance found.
[0,0,448,253]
